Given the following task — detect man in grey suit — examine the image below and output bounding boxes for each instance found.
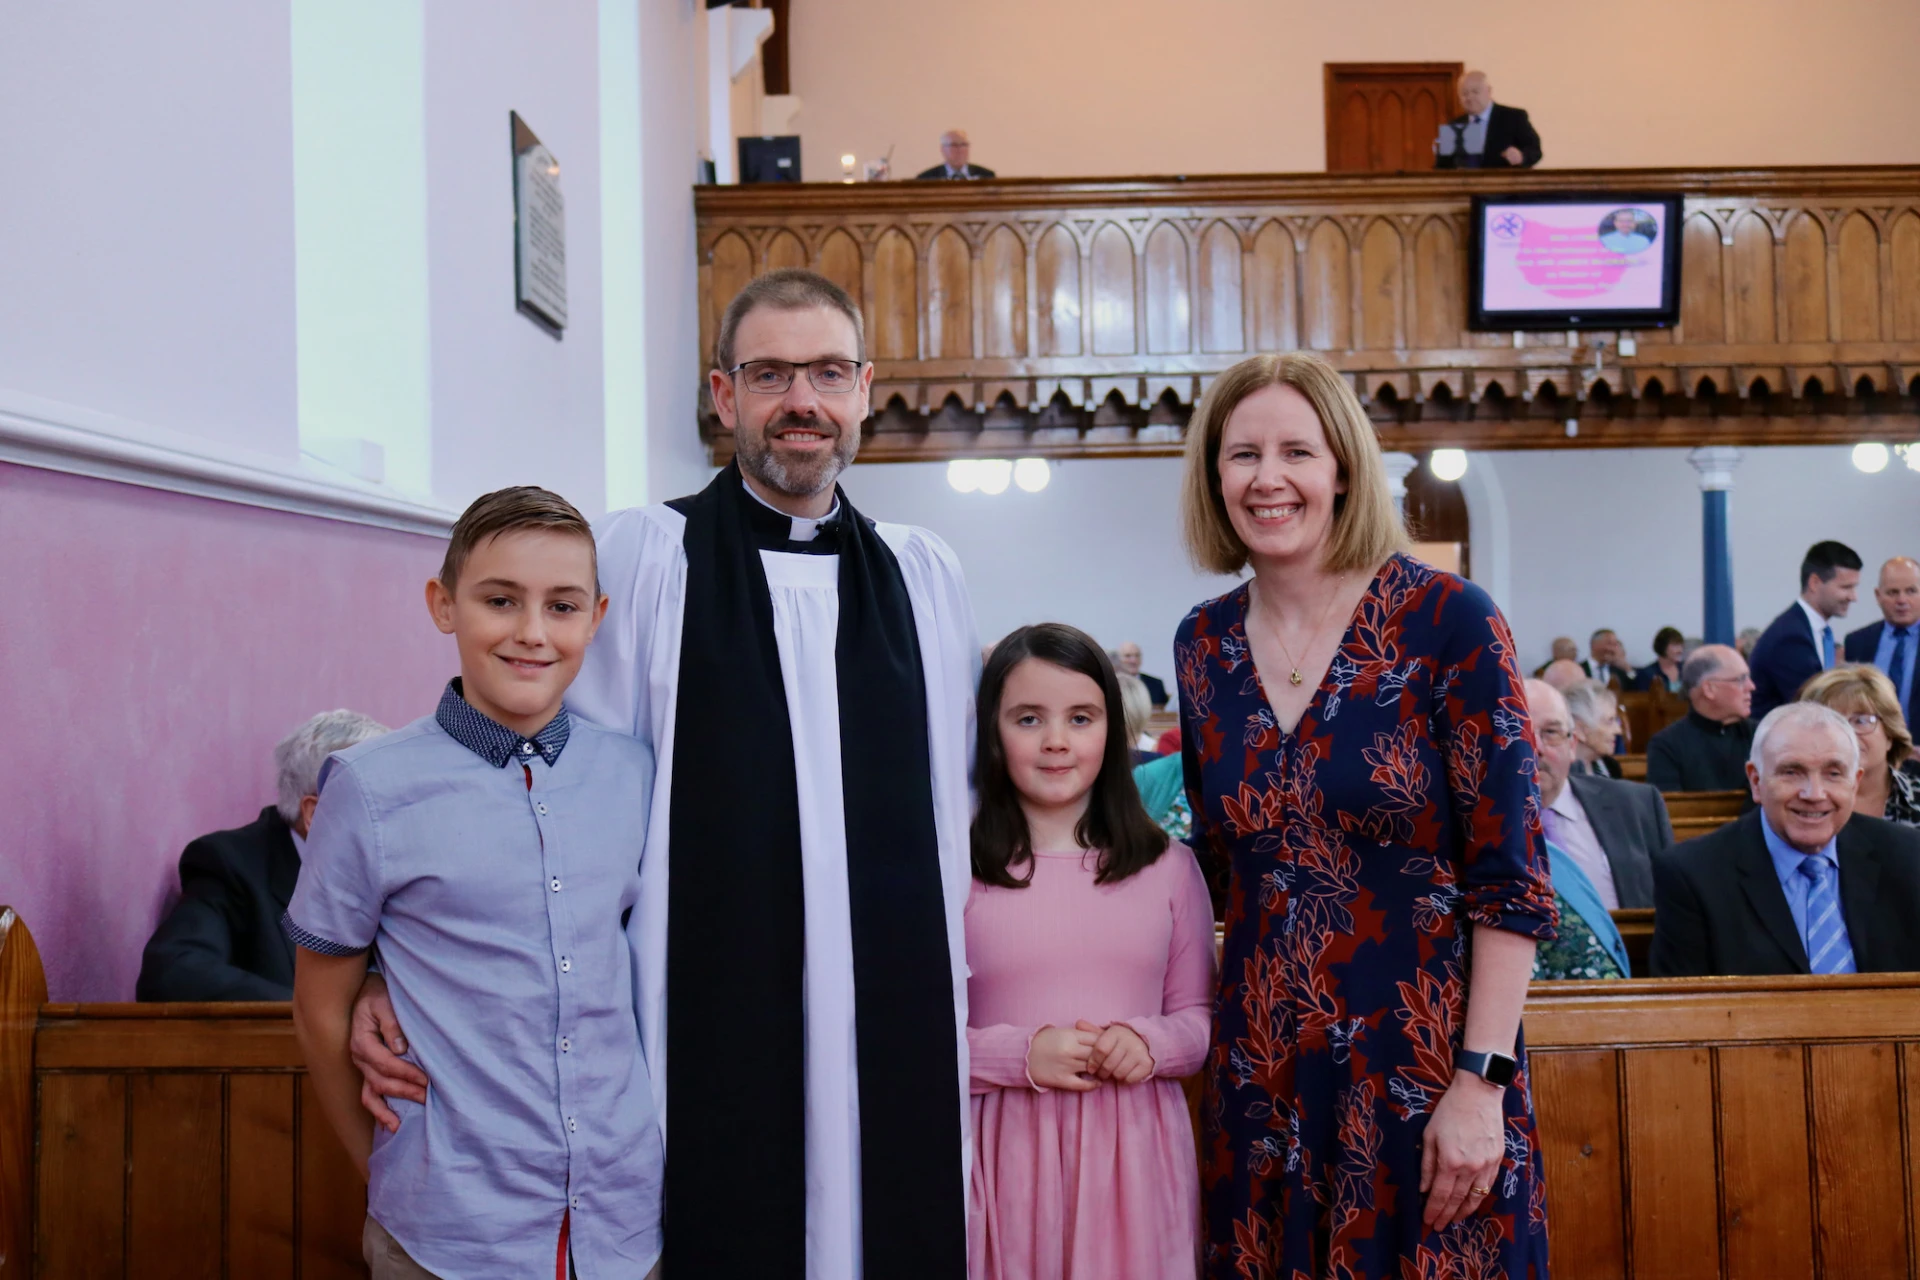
[1527,679,1675,908]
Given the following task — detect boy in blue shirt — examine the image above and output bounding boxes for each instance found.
[290,487,662,1278]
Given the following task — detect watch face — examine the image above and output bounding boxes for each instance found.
[1484,1052,1518,1087]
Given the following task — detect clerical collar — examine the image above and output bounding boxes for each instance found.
[1687,708,1749,736]
[741,474,842,547]
[436,678,570,767]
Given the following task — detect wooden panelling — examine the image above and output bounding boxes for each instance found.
[981,225,1027,359]
[926,226,972,359]
[1035,224,1081,357]
[0,909,45,1279]
[1622,1048,1720,1278]
[1835,211,1881,342]
[1530,1050,1627,1280]
[298,1075,369,1280]
[1781,213,1828,343]
[1526,974,1920,1047]
[1324,63,1460,173]
[128,1074,223,1280]
[227,1075,295,1278]
[1090,222,1135,355]
[871,228,918,359]
[816,227,862,304]
[1145,222,1191,354]
[1198,221,1244,353]
[36,1074,126,1279]
[1680,214,1726,344]
[694,167,1920,460]
[1808,1042,1910,1274]
[1715,1045,1814,1279]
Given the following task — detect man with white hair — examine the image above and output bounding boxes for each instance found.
[1525,680,1672,910]
[1649,702,1920,976]
[1434,70,1541,169]
[1113,640,1169,709]
[915,129,995,180]
[137,709,387,1000]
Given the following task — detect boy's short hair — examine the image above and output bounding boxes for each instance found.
[439,486,598,593]
[714,268,865,372]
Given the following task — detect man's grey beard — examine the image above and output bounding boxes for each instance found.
[735,415,860,498]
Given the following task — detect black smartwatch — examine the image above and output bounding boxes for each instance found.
[1454,1048,1518,1088]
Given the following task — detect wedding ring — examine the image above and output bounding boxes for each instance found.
[1470,1186,1489,1196]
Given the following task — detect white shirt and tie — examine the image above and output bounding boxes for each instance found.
[1796,597,1839,670]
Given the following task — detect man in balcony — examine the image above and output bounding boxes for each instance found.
[1434,70,1542,169]
[916,129,995,180]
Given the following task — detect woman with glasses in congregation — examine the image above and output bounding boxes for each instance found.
[1800,665,1920,826]
[1174,352,1555,1279]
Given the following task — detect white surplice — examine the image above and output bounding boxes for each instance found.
[568,500,980,1280]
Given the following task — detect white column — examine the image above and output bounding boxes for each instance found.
[1381,451,1419,514]
[705,4,773,184]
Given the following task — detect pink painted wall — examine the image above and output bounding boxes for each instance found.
[0,463,452,1001]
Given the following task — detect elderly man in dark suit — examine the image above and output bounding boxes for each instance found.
[136,709,386,1001]
[1527,679,1673,909]
[915,129,995,180]
[1749,540,1863,721]
[1433,70,1542,169]
[1651,702,1920,976]
[1844,555,1920,728]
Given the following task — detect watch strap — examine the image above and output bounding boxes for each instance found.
[1454,1048,1518,1087]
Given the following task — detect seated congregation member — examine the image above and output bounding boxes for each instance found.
[1528,680,1671,911]
[1540,657,1586,692]
[1524,680,1636,979]
[1532,634,1578,676]
[289,488,664,1278]
[136,709,387,1002]
[1433,70,1542,169]
[1736,626,1762,660]
[1564,678,1625,778]
[1645,644,1755,792]
[1632,625,1687,693]
[1117,671,1158,766]
[1582,628,1630,692]
[1113,640,1169,709]
[968,624,1214,1280]
[1177,351,1552,1276]
[1844,556,1919,728]
[915,128,995,179]
[1132,750,1191,842]
[1749,540,1863,720]
[1801,665,1920,826]
[1650,702,1920,977]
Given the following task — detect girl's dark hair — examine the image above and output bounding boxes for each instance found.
[971,623,1170,889]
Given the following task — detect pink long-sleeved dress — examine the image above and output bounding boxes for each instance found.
[965,843,1217,1280]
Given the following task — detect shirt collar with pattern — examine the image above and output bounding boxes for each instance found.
[435,678,570,767]
[1759,807,1839,886]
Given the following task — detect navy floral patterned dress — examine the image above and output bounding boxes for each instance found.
[1177,554,1557,1280]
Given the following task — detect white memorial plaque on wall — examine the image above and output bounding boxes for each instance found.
[511,111,567,334]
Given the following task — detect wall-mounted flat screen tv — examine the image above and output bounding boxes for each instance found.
[1468,193,1684,330]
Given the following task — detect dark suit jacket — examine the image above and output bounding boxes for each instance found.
[1566,772,1673,909]
[1750,602,1829,720]
[1650,809,1920,976]
[1579,659,1627,693]
[1433,103,1541,169]
[136,806,300,1001]
[1140,672,1169,709]
[914,163,996,179]
[1845,619,1884,664]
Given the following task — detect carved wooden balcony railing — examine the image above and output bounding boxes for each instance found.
[694,167,1920,461]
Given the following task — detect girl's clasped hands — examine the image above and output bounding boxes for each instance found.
[1027,1020,1155,1090]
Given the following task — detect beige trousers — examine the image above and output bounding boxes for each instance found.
[363,1215,662,1279]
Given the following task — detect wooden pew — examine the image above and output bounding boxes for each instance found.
[1662,788,1749,841]
[1609,907,1654,975]
[1617,753,1646,781]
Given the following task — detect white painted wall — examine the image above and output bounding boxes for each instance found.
[841,446,1920,684]
[0,1,299,458]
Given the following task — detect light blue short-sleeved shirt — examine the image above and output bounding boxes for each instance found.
[286,681,662,1277]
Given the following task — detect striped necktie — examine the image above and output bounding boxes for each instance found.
[1888,627,1911,717]
[1798,855,1856,974]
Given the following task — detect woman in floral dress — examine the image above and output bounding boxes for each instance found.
[1175,353,1557,1279]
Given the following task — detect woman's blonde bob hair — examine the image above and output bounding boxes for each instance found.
[1181,352,1409,575]
[1799,663,1914,768]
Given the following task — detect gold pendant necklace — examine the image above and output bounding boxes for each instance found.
[1266,575,1349,690]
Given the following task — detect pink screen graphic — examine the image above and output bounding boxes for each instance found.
[1479,202,1669,313]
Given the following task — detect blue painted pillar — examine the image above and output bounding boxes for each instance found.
[1688,447,1742,644]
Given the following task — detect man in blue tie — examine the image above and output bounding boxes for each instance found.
[1844,556,1920,728]
[1748,540,1863,721]
[1650,702,1920,976]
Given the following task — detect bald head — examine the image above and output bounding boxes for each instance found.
[1460,71,1493,115]
[1524,678,1575,806]
[1876,556,1920,629]
[1541,659,1585,692]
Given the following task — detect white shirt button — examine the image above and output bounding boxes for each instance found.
[560,1037,571,1052]
[560,957,571,973]
[567,1116,577,1132]
[570,1195,580,1210]
[550,878,562,892]
[536,803,548,815]
[521,742,535,754]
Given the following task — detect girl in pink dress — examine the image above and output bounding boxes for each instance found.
[967,623,1217,1280]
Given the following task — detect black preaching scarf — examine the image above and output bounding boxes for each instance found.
[663,463,965,1279]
